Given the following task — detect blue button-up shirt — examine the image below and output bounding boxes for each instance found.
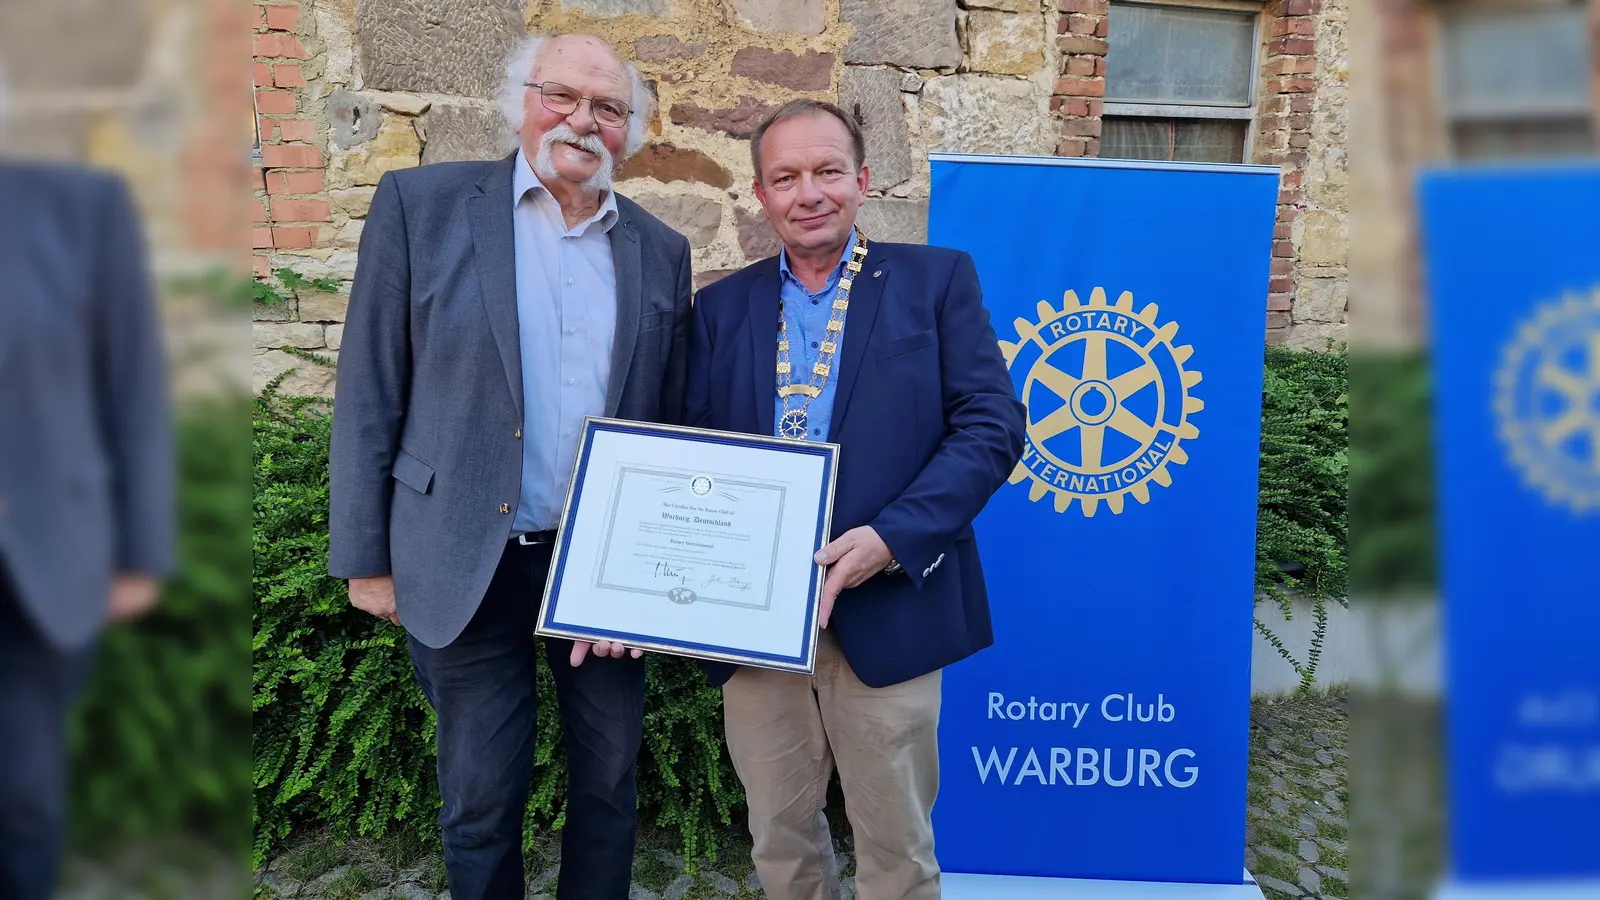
[512,149,619,533]
[774,229,860,441]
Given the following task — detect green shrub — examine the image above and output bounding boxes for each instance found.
[248,344,1349,862]
[249,382,742,870]
[1255,347,1349,689]
[69,394,253,856]
[1348,350,1435,594]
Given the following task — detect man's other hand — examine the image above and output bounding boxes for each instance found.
[107,575,161,622]
[570,640,645,667]
[349,576,400,626]
[814,526,892,629]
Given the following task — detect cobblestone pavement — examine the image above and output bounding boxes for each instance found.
[237,692,1350,900]
[1245,691,1350,900]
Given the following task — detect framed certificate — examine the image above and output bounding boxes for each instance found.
[535,417,839,674]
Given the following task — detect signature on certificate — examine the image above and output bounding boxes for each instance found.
[702,574,753,592]
[652,561,691,585]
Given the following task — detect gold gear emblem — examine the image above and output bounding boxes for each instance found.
[999,287,1203,516]
[1493,286,1600,514]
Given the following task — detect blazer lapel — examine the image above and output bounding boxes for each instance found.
[604,210,642,417]
[829,243,889,436]
[747,261,781,435]
[467,153,524,420]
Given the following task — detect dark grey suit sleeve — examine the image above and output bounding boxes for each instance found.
[659,234,693,426]
[93,174,174,576]
[329,171,412,579]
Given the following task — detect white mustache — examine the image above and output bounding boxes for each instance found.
[540,125,609,162]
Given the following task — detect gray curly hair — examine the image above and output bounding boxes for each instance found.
[497,35,653,161]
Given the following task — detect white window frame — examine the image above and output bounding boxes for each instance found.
[1429,1,1595,160]
[1101,0,1268,162]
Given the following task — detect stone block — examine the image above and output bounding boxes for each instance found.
[735,206,781,260]
[374,92,432,116]
[669,98,778,138]
[839,67,914,189]
[298,289,352,324]
[326,325,345,350]
[634,35,707,60]
[917,75,1052,155]
[419,104,515,164]
[560,0,670,14]
[966,11,1047,76]
[730,0,825,35]
[695,270,737,291]
[330,186,379,218]
[1286,321,1348,351]
[335,219,366,250]
[328,89,383,149]
[1,110,88,160]
[900,72,925,93]
[342,116,422,186]
[617,144,733,189]
[857,198,928,245]
[0,1,148,92]
[357,0,524,98]
[253,324,327,350]
[269,252,360,283]
[1299,210,1347,266]
[1293,277,1347,324]
[962,0,1021,10]
[731,48,835,91]
[631,193,724,248]
[841,0,962,68]
[253,350,338,397]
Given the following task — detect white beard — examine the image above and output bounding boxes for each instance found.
[534,124,614,194]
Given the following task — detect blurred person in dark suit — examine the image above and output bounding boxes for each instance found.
[0,62,175,900]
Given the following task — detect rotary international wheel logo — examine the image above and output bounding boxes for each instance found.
[1493,286,1600,514]
[999,287,1203,516]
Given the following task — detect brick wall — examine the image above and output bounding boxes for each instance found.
[1047,0,1349,349]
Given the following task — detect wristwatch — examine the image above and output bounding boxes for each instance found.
[883,558,904,576]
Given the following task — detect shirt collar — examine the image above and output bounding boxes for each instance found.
[513,148,619,235]
[779,228,860,293]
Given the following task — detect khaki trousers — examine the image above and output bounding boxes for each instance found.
[722,631,942,900]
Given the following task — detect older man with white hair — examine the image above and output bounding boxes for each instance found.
[329,32,693,900]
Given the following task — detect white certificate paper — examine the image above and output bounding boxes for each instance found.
[537,418,839,673]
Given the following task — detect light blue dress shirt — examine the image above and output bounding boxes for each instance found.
[511,150,619,533]
[773,229,860,441]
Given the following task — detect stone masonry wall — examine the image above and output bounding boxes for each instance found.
[252,0,1350,394]
[251,0,1063,394]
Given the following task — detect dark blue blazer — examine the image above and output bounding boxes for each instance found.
[684,241,1025,688]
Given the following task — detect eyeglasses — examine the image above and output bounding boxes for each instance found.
[524,81,631,129]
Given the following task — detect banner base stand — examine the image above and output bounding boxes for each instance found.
[1435,878,1600,899]
[944,868,1265,898]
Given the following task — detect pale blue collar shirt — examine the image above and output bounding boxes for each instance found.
[774,228,860,441]
[512,149,619,533]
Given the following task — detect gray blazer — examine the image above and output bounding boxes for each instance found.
[328,153,693,649]
[0,162,174,649]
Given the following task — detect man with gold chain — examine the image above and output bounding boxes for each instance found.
[683,99,1026,900]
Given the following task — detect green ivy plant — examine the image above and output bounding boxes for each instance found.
[254,267,341,308]
[1253,347,1349,691]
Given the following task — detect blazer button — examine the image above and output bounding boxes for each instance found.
[499,503,511,514]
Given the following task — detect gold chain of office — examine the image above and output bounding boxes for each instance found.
[776,233,869,440]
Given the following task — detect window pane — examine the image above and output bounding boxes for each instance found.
[1105,3,1257,106]
[1441,7,1593,117]
[1102,117,1248,163]
[1452,119,1596,161]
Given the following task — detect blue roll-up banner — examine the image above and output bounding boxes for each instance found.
[927,154,1279,886]
[1419,164,1600,890]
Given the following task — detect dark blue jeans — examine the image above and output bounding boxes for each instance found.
[0,560,97,900]
[409,541,646,900]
